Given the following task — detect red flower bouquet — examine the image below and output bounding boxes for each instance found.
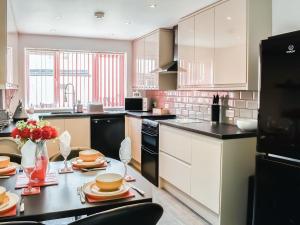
[12,120,58,181]
[12,120,58,144]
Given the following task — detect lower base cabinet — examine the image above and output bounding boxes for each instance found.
[159,125,256,225]
[46,117,91,158]
[125,116,142,164]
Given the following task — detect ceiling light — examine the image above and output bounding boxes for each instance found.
[147,0,158,8]
[226,16,232,20]
[94,11,105,19]
[149,3,157,8]
[125,21,132,25]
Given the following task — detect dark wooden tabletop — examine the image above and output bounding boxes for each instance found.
[0,159,153,222]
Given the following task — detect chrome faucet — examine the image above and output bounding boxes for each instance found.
[64,83,76,112]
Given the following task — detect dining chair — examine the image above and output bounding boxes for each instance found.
[0,222,45,225]
[0,153,22,164]
[49,147,90,161]
[68,203,163,225]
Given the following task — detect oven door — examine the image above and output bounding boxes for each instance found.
[141,129,158,151]
[141,145,159,186]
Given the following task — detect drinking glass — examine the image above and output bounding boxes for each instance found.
[119,138,133,181]
[59,142,72,173]
[21,149,40,194]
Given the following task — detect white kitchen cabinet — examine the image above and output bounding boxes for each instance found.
[177,0,272,90]
[159,125,191,164]
[194,8,214,87]
[0,0,18,89]
[191,135,222,214]
[159,125,256,225]
[160,151,191,195]
[46,117,91,158]
[214,0,247,86]
[178,16,195,89]
[133,29,175,90]
[65,118,90,149]
[125,116,141,164]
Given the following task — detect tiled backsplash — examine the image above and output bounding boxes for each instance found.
[145,90,259,125]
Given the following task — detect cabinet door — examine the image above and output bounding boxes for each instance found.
[214,0,247,85]
[160,151,191,194]
[65,118,91,149]
[46,119,65,157]
[133,38,145,89]
[178,16,195,88]
[144,31,159,89]
[195,8,214,86]
[128,117,141,163]
[191,135,222,214]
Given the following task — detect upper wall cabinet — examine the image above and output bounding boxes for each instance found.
[0,0,18,89]
[132,29,176,90]
[178,17,195,88]
[178,0,272,90]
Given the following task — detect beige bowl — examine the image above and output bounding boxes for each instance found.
[0,186,6,204]
[79,150,103,162]
[0,156,10,169]
[95,173,123,191]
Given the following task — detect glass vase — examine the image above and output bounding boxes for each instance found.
[31,141,49,182]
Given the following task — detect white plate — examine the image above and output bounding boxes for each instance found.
[0,162,18,175]
[0,192,19,213]
[71,157,106,168]
[83,181,129,197]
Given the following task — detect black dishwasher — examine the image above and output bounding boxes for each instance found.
[91,115,125,160]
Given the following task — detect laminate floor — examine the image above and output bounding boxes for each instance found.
[44,187,209,225]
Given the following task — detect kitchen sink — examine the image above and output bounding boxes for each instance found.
[172,118,204,124]
[50,111,73,115]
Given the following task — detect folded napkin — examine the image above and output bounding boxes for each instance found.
[85,190,135,203]
[59,131,71,153]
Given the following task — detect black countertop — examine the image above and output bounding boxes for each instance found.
[0,111,176,137]
[159,119,257,140]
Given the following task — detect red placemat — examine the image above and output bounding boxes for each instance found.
[15,172,58,189]
[72,162,108,171]
[0,205,17,218]
[86,190,135,203]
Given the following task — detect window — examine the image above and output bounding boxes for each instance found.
[25,49,126,109]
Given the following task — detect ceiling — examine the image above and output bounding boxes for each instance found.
[10,0,218,40]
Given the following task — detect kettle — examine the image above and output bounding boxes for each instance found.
[13,100,28,122]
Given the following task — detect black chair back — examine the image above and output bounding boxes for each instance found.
[69,203,163,225]
[0,153,21,164]
[0,222,44,225]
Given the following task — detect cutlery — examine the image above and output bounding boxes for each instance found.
[80,167,106,172]
[128,184,145,196]
[0,176,10,179]
[19,196,24,213]
[77,186,86,204]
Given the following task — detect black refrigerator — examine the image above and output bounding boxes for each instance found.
[254,31,300,225]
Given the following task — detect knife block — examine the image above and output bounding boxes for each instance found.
[211,104,220,123]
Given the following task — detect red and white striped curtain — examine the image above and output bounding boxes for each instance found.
[25,49,126,109]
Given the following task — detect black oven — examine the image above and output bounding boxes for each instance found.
[141,119,159,186]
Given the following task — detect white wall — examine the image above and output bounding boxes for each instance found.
[272,0,300,35]
[17,33,132,108]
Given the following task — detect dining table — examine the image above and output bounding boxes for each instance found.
[0,158,153,222]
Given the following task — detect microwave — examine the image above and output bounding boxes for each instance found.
[125,97,150,111]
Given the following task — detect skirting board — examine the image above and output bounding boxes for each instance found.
[160,178,220,225]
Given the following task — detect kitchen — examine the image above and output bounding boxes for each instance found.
[0,0,299,225]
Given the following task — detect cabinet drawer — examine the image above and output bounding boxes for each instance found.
[159,125,192,164]
[159,152,191,195]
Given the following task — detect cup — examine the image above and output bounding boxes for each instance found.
[0,186,7,204]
